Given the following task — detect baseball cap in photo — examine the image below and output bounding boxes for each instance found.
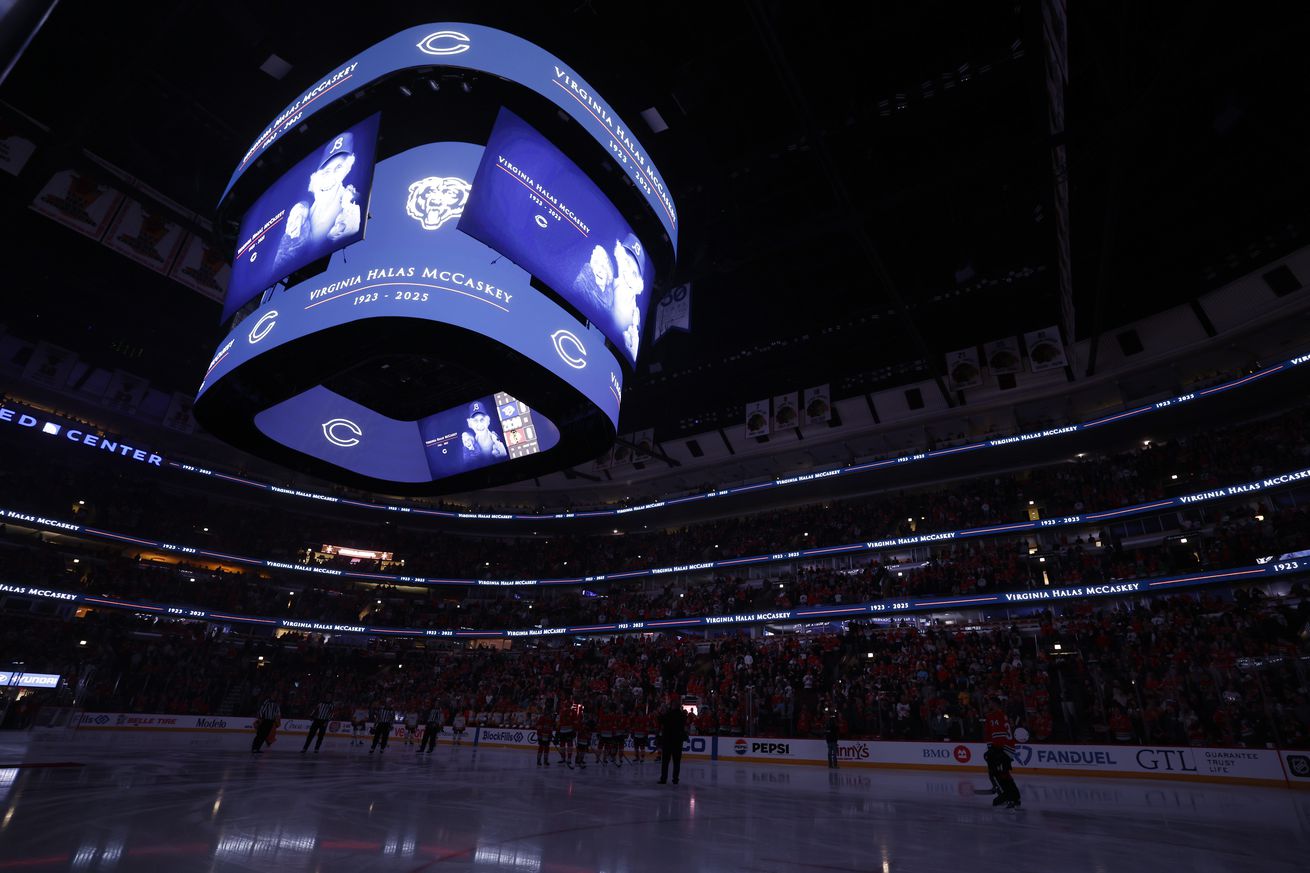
[319,132,355,168]
[468,400,489,418]
[618,233,645,278]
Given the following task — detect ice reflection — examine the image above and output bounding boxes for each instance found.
[474,841,542,872]
[214,826,318,867]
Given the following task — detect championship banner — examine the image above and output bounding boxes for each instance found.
[803,385,831,426]
[612,435,635,467]
[654,283,691,342]
[632,428,655,462]
[593,444,615,472]
[773,392,799,431]
[745,399,770,437]
[21,341,77,387]
[30,169,124,241]
[103,198,187,275]
[169,233,231,303]
[946,346,983,390]
[0,129,36,176]
[162,392,197,434]
[1025,325,1069,372]
[984,337,1022,375]
[102,371,149,414]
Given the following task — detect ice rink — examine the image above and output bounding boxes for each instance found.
[1,731,1307,872]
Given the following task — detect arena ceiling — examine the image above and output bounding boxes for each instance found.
[1,1,1308,443]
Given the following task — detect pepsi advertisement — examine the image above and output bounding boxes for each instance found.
[459,109,654,364]
[223,113,381,322]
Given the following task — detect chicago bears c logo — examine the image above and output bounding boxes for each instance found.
[550,329,587,369]
[406,176,472,230]
[416,31,471,56]
[322,418,362,448]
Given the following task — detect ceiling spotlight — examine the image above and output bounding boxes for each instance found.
[425,78,440,92]
[398,85,412,97]
[460,81,473,94]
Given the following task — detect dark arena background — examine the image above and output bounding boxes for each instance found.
[1,2,1309,871]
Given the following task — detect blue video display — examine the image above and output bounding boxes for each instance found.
[459,109,655,364]
[203,139,611,486]
[223,113,381,322]
[220,25,678,251]
[421,392,548,478]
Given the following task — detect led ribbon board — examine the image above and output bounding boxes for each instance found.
[1,559,1301,640]
[5,462,1307,588]
[199,22,673,493]
[12,348,1310,512]
[192,347,1309,514]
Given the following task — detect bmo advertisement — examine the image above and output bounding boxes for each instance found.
[197,25,676,493]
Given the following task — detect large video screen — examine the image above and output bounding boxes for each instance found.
[222,113,381,322]
[420,392,544,478]
[459,109,655,364]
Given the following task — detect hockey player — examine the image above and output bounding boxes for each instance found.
[984,697,1022,808]
[535,711,555,767]
[630,710,654,763]
[575,712,594,769]
[556,707,577,767]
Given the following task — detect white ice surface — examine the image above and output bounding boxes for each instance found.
[0,730,1306,872]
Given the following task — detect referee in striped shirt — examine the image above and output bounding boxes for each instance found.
[370,702,396,753]
[419,702,443,753]
[252,696,281,753]
[302,700,333,753]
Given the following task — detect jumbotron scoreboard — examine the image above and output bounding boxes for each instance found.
[194,24,677,493]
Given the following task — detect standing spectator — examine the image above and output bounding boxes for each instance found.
[657,702,688,785]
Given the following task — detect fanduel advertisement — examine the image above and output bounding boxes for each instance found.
[460,109,655,363]
[224,114,380,322]
[202,140,619,484]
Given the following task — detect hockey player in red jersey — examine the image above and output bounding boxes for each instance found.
[983,697,1022,808]
[535,711,555,767]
